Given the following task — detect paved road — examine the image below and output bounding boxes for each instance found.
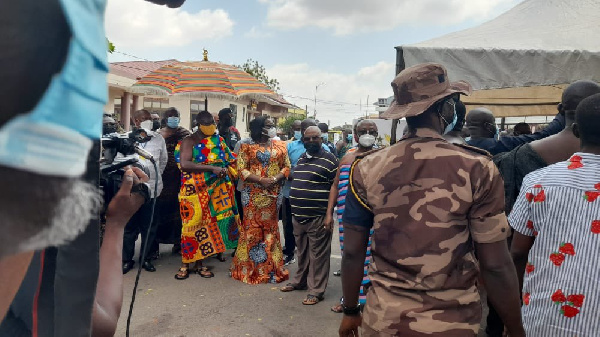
[116,223,489,336]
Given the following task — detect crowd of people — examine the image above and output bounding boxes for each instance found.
[96,62,600,337]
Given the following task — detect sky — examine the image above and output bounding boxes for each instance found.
[106,0,523,127]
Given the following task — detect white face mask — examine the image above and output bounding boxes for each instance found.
[358,134,376,148]
[140,120,154,131]
[266,127,277,139]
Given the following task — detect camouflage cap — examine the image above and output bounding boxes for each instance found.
[382,63,472,120]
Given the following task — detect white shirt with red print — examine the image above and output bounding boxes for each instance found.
[509,153,600,336]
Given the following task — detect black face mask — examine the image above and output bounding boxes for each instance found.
[305,142,321,155]
[152,120,161,131]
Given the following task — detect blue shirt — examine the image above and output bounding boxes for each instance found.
[467,113,565,155]
[282,140,330,197]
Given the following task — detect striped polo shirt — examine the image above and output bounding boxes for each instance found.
[290,149,338,223]
[509,153,600,336]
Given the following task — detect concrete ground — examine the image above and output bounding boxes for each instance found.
[116,223,489,337]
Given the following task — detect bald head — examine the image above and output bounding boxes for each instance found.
[466,107,496,138]
[133,109,151,127]
[562,81,600,110]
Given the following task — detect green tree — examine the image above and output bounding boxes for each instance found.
[236,58,280,92]
[107,38,115,54]
[279,115,302,135]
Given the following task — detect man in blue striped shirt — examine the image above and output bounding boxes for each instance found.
[510,93,600,336]
[281,126,338,305]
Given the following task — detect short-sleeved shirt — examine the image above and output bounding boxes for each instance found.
[509,153,600,336]
[343,128,510,336]
[289,149,338,223]
[282,140,329,198]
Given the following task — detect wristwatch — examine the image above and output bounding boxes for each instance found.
[342,303,361,316]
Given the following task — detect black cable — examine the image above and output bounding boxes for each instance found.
[126,159,158,337]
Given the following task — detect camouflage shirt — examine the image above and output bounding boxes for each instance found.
[343,128,510,336]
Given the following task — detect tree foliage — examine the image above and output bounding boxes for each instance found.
[107,38,115,54]
[236,58,280,92]
[279,115,302,134]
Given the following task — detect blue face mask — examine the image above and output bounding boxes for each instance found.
[346,134,353,142]
[321,134,328,142]
[0,0,108,177]
[294,130,302,140]
[441,100,458,135]
[167,116,180,129]
[495,127,500,140]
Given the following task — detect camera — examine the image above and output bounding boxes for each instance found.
[100,129,152,206]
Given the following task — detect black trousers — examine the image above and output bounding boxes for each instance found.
[123,199,158,262]
[282,197,295,257]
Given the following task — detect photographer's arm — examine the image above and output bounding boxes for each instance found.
[92,168,147,337]
[179,138,221,174]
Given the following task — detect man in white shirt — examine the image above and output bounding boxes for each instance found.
[122,109,168,273]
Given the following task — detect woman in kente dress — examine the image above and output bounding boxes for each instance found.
[230,116,290,284]
[174,111,240,279]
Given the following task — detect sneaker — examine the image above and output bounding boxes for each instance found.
[284,255,296,266]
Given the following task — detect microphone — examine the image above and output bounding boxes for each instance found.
[134,145,155,162]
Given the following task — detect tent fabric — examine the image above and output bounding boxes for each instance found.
[399,0,600,91]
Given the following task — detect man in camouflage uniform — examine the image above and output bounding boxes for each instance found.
[338,63,525,337]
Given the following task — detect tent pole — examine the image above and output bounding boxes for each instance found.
[204,96,208,111]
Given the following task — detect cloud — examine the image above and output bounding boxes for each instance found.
[269,61,395,127]
[260,0,520,35]
[106,0,234,48]
[244,27,274,39]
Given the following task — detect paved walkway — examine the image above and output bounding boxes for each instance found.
[116,223,489,336]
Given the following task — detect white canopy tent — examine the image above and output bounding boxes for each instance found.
[396,0,600,117]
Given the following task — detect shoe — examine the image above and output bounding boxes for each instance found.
[333,269,341,277]
[149,250,160,261]
[122,260,135,274]
[142,260,156,272]
[284,255,296,266]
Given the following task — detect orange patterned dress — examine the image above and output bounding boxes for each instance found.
[230,139,290,284]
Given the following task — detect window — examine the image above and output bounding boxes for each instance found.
[229,104,238,128]
[190,100,204,129]
[142,97,169,114]
[113,97,122,115]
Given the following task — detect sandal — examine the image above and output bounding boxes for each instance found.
[174,267,189,280]
[280,283,307,292]
[302,295,323,305]
[197,266,214,278]
[331,303,343,313]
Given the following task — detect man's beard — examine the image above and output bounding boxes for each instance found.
[0,166,102,258]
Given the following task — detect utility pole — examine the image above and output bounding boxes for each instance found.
[366,95,369,118]
[314,82,326,120]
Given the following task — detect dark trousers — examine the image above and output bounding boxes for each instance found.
[123,199,158,262]
[282,197,295,257]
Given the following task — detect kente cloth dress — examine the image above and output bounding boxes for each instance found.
[230,139,291,284]
[175,134,240,264]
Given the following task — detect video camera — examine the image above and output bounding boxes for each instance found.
[100,129,153,206]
